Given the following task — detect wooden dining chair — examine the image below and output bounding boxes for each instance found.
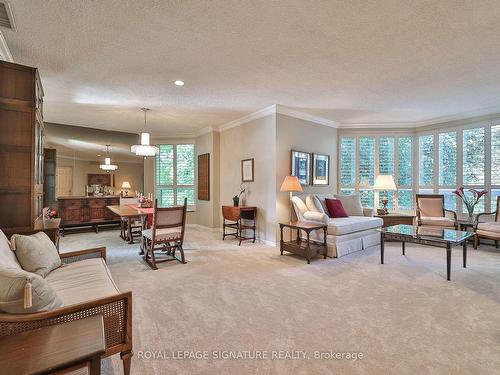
[141,198,187,270]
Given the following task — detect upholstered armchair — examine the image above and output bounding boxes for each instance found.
[473,196,500,249]
[416,194,458,229]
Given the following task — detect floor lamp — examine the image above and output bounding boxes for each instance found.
[280,176,303,239]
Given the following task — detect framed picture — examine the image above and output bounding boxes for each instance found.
[291,150,311,185]
[312,153,330,185]
[241,158,254,182]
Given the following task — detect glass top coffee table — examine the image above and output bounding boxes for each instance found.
[378,224,474,281]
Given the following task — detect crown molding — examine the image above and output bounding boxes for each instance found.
[0,31,13,62]
[275,105,340,128]
[218,105,277,132]
[195,126,215,137]
[338,107,500,129]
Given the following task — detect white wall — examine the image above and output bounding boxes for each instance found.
[220,114,277,242]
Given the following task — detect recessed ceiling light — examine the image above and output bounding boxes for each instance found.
[174,80,184,86]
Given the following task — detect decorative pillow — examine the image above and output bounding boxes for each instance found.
[0,267,63,313]
[10,232,61,278]
[291,196,308,219]
[0,230,21,269]
[335,194,363,216]
[305,195,320,212]
[325,198,349,218]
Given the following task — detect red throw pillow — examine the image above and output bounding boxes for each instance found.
[325,198,348,218]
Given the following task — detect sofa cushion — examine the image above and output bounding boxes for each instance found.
[420,217,455,227]
[10,232,61,278]
[303,211,329,224]
[327,216,383,235]
[334,194,364,216]
[325,198,348,218]
[45,258,119,306]
[0,267,63,314]
[0,230,21,269]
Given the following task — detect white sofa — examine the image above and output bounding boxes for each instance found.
[292,194,383,258]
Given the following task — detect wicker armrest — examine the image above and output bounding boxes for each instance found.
[60,247,106,263]
[0,291,132,355]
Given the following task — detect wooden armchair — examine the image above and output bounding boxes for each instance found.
[0,247,133,375]
[141,198,187,270]
[474,196,500,249]
[416,194,458,229]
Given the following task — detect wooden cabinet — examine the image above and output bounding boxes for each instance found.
[58,196,120,233]
[0,61,44,235]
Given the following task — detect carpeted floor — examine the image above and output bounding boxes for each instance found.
[60,226,500,375]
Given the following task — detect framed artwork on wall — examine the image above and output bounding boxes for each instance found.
[241,158,254,182]
[312,153,329,185]
[291,150,311,185]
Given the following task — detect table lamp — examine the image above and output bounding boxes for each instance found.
[373,175,397,215]
[121,181,131,196]
[280,176,303,222]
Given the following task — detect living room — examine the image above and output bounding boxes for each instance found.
[1,1,500,374]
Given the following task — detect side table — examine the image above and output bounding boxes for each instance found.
[279,221,328,264]
[0,315,106,374]
[375,213,415,227]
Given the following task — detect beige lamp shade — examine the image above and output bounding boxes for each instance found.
[373,175,397,191]
[121,181,132,189]
[280,176,303,192]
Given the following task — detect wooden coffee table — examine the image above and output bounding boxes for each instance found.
[0,315,106,374]
[279,221,328,264]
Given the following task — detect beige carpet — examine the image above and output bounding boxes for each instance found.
[60,226,500,375]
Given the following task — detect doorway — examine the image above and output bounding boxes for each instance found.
[56,166,73,197]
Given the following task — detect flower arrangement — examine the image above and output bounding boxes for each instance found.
[44,207,58,219]
[452,187,488,221]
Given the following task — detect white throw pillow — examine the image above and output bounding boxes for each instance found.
[0,230,21,269]
[10,232,61,278]
[305,195,320,212]
[291,196,308,220]
[0,267,63,313]
[335,194,363,216]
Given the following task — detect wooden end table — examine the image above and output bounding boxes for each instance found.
[375,213,415,227]
[0,315,106,374]
[279,221,328,264]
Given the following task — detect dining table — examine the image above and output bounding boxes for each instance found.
[106,205,151,244]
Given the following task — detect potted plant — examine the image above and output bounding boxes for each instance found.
[233,185,246,207]
[452,187,488,223]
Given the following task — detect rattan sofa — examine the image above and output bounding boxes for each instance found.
[0,246,133,375]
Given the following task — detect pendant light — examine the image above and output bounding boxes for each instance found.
[131,108,159,156]
[100,145,118,171]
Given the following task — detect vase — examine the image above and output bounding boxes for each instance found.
[465,208,475,224]
[233,197,239,207]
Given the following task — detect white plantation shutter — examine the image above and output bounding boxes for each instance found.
[378,137,394,175]
[491,125,500,185]
[419,135,434,186]
[463,128,485,185]
[438,132,457,186]
[340,137,356,187]
[358,137,375,188]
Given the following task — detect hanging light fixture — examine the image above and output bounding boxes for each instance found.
[100,145,118,171]
[131,108,159,156]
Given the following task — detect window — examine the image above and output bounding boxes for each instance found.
[492,125,500,185]
[398,136,413,209]
[463,127,485,185]
[438,131,457,186]
[379,137,394,175]
[156,144,195,207]
[419,135,434,186]
[358,137,375,188]
[340,137,356,187]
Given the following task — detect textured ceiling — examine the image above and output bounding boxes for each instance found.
[3,0,500,134]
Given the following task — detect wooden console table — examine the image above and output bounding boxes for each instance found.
[375,213,415,227]
[222,206,257,245]
[0,315,105,374]
[279,221,328,264]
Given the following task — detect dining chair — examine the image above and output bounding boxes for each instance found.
[415,194,458,229]
[474,196,500,249]
[141,198,187,270]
